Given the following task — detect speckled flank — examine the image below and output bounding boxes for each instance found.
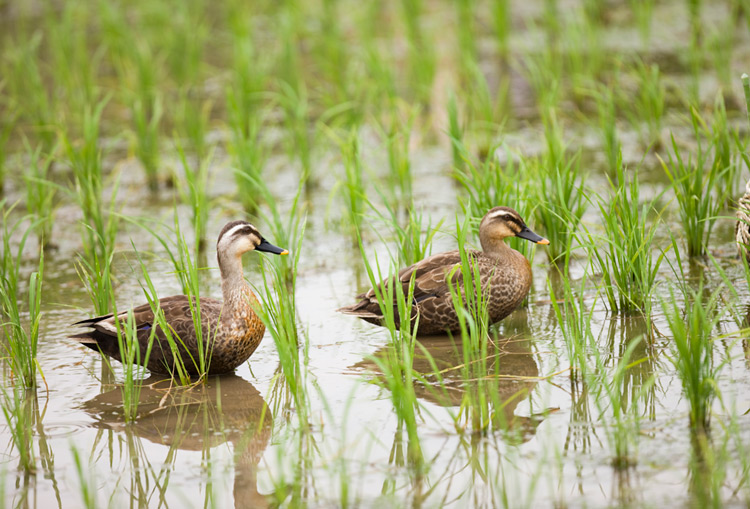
[70,221,283,376]
[339,207,544,335]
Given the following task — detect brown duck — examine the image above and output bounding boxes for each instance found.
[737,180,750,262]
[338,207,549,335]
[69,220,287,376]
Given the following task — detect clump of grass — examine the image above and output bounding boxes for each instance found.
[176,91,212,162]
[532,144,588,266]
[228,110,268,215]
[661,285,726,432]
[454,144,537,262]
[658,108,730,258]
[359,237,423,468]
[379,103,415,213]
[110,309,154,422]
[175,143,212,252]
[331,127,367,242]
[592,81,620,175]
[23,142,58,248]
[629,58,665,147]
[66,97,121,315]
[548,264,595,379]
[400,0,436,104]
[585,152,665,314]
[278,80,314,189]
[0,208,44,389]
[0,106,19,197]
[130,93,163,193]
[447,217,496,435]
[492,0,511,60]
[447,92,466,171]
[629,0,654,43]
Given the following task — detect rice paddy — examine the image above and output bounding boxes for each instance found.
[1,0,750,507]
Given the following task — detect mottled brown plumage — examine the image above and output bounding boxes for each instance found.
[69,221,288,376]
[737,180,750,262]
[338,207,549,335]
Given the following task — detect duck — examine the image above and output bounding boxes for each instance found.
[69,220,288,376]
[338,206,549,335]
[736,180,750,262]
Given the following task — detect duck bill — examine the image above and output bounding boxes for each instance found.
[516,226,550,245]
[257,239,289,255]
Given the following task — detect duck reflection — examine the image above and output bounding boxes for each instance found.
[82,375,271,508]
[353,334,546,441]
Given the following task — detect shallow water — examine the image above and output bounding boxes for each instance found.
[2,1,750,507]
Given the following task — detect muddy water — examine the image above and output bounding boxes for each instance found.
[2,137,749,507]
[3,8,750,509]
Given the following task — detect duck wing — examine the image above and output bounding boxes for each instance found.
[338,250,481,320]
[70,295,223,374]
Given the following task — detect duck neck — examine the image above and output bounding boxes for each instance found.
[479,234,512,257]
[219,252,252,312]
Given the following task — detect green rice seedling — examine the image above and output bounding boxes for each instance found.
[314,0,350,110]
[400,0,436,104]
[125,239,191,384]
[162,215,215,381]
[492,0,511,60]
[447,92,466,171]
[277,80,314,188]
[661,285,726,432]
[658,109,730,258]
[592,81,620,174]
[23,142,58,248]
[590,336,648,470]
[456,0,477,81]
[453,143,536,259]
[68,98,120,316]
[0,208,44,389]
[532,147,588,266]
[130,93,163,192]
[518,46,562,116]
[110,309,155,422]
[359,240,424,468]
[708,22,734,92]
[329,127,367,241]
[564,13,604,100]
[45,0,98,126]
[585,152,665,314]
[176,91,212,162]
[709,93,738,202]
[548,263,595,379]
[71,444,97,509]
[629,0,654,43]
[372,202,443,268]
[446,216,525,436]
[0,106,18,197]
[255,221,308,430]
[630,58,665,147]
[378,103,415,213]
[5,33,56,151]
[686,0,703,105]
[175,143,212,252]
[542,0,561,45]
[163,1,206,88]
[228,110,268,215]
[1,386,35,473]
